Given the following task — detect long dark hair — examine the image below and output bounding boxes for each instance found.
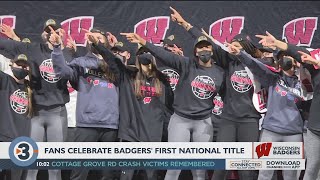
[133,55,162,99]
[231,34,263,58]
[99,60,116,83]
[86,36,116,83]
[237,40,263,58]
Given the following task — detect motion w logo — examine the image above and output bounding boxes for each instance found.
[256,142,272,159]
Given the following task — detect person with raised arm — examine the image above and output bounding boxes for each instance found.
[297,51,320,180]
[86,31,173,180]
[168,7,264,180]
[121,18,225,179]
[0,54,32,180]
[0,19,76,180]
[49,26,119,180]
[227,31,313,180]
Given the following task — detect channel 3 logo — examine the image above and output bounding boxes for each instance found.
[9,136,38,166]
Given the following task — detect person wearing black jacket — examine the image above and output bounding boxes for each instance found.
[0,19,76,180]
[160,34,184,92]
[158,35,185,144]
[121,22,225,180]
[88,33,173,180]
[298,51,320,180]
[0,54,32,180]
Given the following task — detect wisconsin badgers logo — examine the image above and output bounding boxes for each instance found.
[143,97,152,104]
[282,17,318,47]
[230,70,252,93]
[61,16,94,47]
[191,76,216,99]
[256,143,272,159]
[161,69,180,91]
[134,16,170,45]
[39,59,61,83]
[0,15,16,38]
[10,89,28,114]
[209,16,244,43]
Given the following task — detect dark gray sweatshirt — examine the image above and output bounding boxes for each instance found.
[237,51,304,135]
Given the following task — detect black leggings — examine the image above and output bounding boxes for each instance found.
[212,119,259,180]
[70,127,118,180]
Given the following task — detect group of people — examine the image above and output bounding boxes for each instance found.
[0,6,319,180]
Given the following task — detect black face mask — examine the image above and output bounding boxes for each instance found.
[197,50,212,63]
[260,57,275,66]
[115,54,126,64]
[138,53,153,65]
[280,57,293,71]
[12,67,28,80]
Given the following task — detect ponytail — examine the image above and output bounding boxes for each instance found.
[25,72,33,118]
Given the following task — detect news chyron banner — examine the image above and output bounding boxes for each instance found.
[0,137,304,170]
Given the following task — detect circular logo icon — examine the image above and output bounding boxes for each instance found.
[191,75,216,99]
[39,59,61,83]
[10,89,28,114]
[230,70,252,93]
[161,69,180,91]
[9,137,38,167]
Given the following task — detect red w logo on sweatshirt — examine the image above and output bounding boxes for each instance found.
[143,97,152,104]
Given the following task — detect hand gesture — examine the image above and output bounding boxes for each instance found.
[120,33,145,45]
[225,42,240,55]
[172,44,184,56]
[48,26,62,46]
[0,24,20,41]
[83,29,99,45]
[255,31,277,49]
[169,6,186,25]
[66,36,77,52]
[298,51,318,65]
